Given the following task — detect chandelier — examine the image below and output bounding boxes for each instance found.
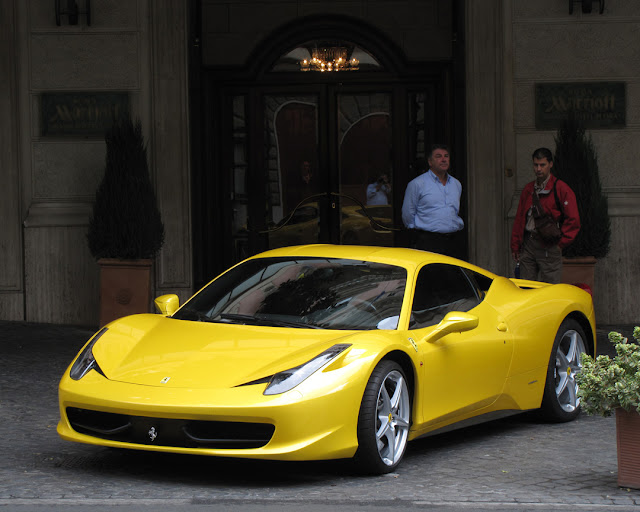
[300,46,359,72]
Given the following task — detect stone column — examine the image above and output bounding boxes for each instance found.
[149,1,193,303]
[465,0,509,274]
[0,0,23,319]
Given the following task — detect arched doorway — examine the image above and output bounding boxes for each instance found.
[195,16,459,286]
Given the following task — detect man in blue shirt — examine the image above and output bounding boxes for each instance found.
[401,144,464,258]
[366,173,391,205]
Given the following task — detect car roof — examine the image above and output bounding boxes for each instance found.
[249,244,498,278]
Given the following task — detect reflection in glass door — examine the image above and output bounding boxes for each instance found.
[263,95,322,249]
[230,95,250,263]
[262,90,397,250]
[337,92,394,247]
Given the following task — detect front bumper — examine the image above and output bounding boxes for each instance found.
[58,366,368,461]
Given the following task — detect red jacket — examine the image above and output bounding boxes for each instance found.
[511,175,580,252]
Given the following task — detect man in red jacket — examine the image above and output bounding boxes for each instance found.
[511,147,581,283]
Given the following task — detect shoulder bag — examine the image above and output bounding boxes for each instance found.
[531,181,562,243]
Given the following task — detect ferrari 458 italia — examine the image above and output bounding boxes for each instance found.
[58,245,595,474]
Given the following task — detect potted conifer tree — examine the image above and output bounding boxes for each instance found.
[88,116,164,327]
[553,114,611,292]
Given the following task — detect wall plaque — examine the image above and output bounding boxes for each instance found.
[535,82,625,130]
[41,92,130,136]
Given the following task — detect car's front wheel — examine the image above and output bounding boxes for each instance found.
[539,318,588,422]
[354,360,411,474]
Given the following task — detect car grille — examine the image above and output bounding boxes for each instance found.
[66,407,275,449]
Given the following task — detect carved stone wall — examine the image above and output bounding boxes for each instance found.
[506,0,640,323]
[2,0,192,326]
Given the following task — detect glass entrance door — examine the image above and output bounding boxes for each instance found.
[262,88,395,250]
[263,93,323,249]
[336,91,394,247]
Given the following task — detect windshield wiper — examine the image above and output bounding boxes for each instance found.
[218,313,323,329]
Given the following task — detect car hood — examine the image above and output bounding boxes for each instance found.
[91,314,360,389]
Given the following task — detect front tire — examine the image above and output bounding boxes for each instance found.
[354,360,410,474]
[539,318,588,422]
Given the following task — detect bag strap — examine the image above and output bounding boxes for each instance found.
[533,179,564,221]
[552,178,565,226]
[531,187,545,218]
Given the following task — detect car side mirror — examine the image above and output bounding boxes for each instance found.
[154,294,180,316]
[425,311,479,343]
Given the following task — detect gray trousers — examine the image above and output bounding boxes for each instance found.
[519,233,562,284]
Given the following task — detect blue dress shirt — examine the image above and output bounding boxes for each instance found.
[401,170,464,233]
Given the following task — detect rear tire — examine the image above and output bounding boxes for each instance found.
[539,318,588,422]
[353,360,410,474]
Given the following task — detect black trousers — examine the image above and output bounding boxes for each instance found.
[411,229,463,259]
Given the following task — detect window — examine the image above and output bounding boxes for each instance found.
[462,269,494,301]
[174,257,406,331]
[410,264,481,329]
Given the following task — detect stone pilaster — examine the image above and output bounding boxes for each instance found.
[465,0,507,274]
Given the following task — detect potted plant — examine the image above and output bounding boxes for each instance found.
[553,114,611,292]
[576,328,640,489]
[88,116,164,327]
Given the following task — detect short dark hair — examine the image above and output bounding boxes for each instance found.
[427,144,450,159]
[532,147,553,162]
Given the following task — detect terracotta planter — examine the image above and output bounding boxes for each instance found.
[616,408,640,489]
[562,256,596,292]
[98,258,153,327]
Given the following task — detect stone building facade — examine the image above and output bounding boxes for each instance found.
[1,0,638,327]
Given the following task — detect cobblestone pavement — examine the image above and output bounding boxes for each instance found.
[1,321,639,509]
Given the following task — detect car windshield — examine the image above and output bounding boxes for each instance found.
[173,257,407,330]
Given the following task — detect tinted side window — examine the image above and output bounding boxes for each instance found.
[462,269,493,301]
[410,264,480,329]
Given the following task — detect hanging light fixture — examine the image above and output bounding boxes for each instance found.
[300,46,359,72]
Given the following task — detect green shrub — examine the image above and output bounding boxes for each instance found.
[87,117,164,260]
[553,115,611,258]
[576,328,640,416]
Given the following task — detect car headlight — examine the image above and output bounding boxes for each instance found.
[69,328,107,380]
[264,344,351,395]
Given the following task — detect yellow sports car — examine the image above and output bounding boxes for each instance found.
[58,245,595,474]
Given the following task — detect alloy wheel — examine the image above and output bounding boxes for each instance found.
[375,369,410,466]
[554,329,587,413]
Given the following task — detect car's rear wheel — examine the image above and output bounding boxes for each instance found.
[354,360,410,474]
[539,318,588,422]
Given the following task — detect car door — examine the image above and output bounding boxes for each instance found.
[411,263,514,426]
